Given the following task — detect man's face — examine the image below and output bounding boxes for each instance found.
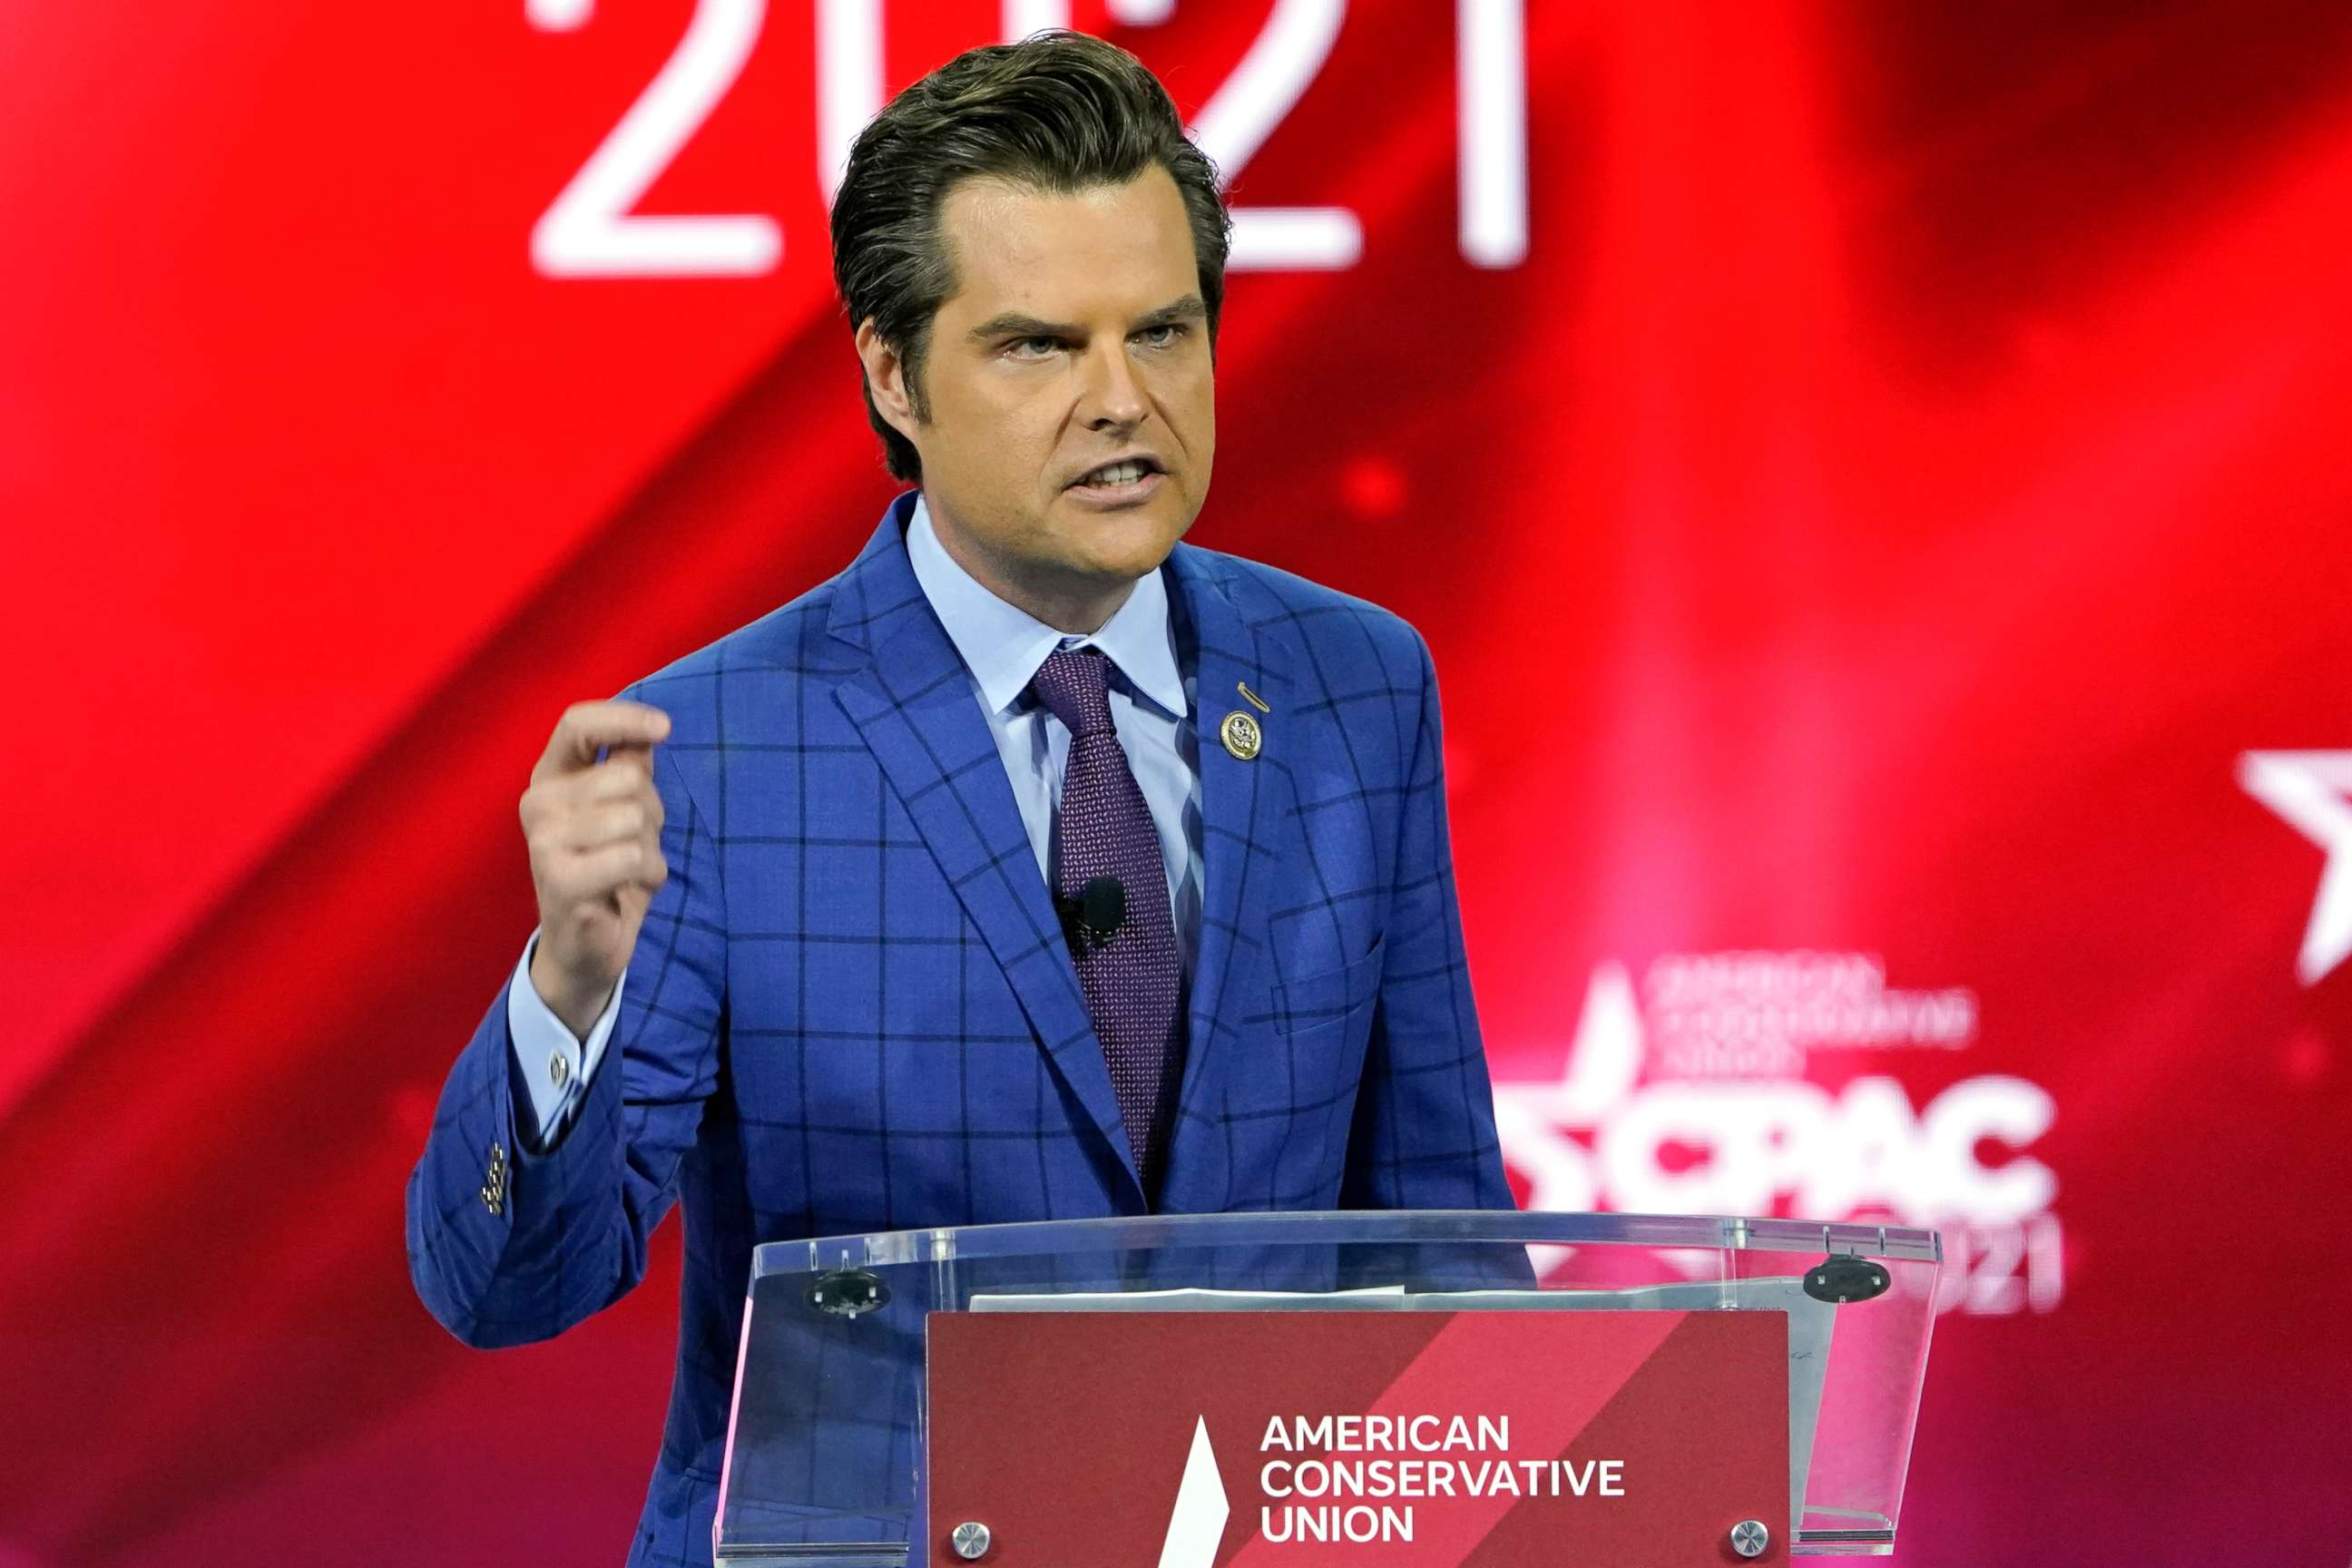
[865,167,1216,626]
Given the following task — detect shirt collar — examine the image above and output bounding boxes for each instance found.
[905,492,1187,720]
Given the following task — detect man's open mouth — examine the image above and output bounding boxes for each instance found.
[1071,456,1163,489]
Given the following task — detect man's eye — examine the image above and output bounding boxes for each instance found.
[1135,324,1184,348]
[1008,336,1061,358]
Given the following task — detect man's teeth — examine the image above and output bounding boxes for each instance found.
[1084,461,1148,486]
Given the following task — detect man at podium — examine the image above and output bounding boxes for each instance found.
[406,30,1514,1567]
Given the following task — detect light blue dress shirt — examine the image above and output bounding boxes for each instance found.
[507,495,1204,1146]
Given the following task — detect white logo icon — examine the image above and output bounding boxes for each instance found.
[1158,1416,1229,1568]
[2239,750,2352,984]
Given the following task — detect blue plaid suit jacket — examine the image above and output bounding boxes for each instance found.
[406,493,1514,1565]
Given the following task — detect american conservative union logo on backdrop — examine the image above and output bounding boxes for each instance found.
[1492,951,2063,1316]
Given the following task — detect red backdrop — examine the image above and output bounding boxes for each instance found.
[5,2,2351,1563]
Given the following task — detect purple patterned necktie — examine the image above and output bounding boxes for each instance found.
[1029,645,1184,1191]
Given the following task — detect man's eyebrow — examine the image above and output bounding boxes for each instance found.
[965,295,1209,341]
[967,311,1076,342]
[1132,294,1209,329]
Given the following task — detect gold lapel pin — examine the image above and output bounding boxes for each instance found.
[1221,681,1268,760]
[1220,710,1262,761]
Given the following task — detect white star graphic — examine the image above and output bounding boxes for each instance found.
[1485,962,1721,1279]
[2238,750,2352,985]
[1490,960,1642,1220]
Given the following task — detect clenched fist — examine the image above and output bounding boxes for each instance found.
[519,701,672,1037]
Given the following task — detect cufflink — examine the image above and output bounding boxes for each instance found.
[480,1140,508,1215]
[549,1049,571,1090]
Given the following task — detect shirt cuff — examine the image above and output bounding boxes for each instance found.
[505,929,626,1149]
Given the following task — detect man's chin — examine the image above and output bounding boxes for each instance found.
[1053,504,1187,570]
[1048,554,1164,599]
[1083,535,1184,583]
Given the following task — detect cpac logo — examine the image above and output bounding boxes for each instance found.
[2239,750,2352,985]
[1495,960,2053,1223]
[1492,954,2065,1314]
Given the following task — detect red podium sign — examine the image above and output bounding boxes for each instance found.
[928,1309,1788,1566]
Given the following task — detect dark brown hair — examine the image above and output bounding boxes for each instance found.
[829,31,1231,482]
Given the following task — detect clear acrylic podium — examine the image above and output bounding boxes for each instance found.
[715,1210,1939,1563]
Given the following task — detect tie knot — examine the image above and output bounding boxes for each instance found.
[1030,645,1115,738]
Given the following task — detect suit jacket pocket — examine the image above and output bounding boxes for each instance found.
[1268,938,1387,1037]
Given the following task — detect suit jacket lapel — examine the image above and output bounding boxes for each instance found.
[827,499,1143,1203]
[1164,545,1295,1147]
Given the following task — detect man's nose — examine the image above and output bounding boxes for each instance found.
[1076,338,1149,430]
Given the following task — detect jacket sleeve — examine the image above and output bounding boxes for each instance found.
[405,729,728,1348]
[1339,628,1516,1214]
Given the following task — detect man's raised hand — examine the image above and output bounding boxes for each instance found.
[520,701,672,1037]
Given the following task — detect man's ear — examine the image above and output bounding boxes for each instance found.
[854,319,921,446]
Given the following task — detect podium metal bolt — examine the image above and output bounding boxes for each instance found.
[950,1521,992,1560]
[1730,1519,1770,1558]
